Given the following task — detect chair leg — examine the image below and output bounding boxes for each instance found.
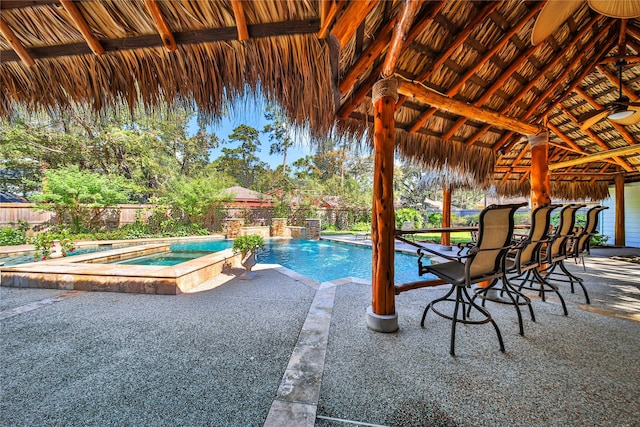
[422,284,505,355]
[532,268,568,316]
[461,286,505,353]
[559,261,590,304]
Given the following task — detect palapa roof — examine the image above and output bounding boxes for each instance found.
[2,0,640,201]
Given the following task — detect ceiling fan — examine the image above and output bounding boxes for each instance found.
[531,0,640,46]
[576,59,640,129]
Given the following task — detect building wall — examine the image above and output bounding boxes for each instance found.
[601,181,640,248]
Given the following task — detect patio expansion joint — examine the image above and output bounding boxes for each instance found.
[264,281,338,427]
[0,290,86,320]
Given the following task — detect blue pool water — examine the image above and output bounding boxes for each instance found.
[1,238,433,284]
[258,239,433,283]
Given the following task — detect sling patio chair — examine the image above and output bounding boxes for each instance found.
[416,203,526,356]
[570,205,609,270]
[561,205,609,303]
[515,204,584,315]
[472,203,560,336]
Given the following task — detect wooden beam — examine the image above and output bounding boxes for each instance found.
[530,138,551,208]
[441,185,451,246]
[1,20,321,62]
[549,144,640,170]
[398,81,543,135]
[615,174,625,246]
[318,1,347,39]
[0,0,58,9]
[370,79,397,323]
[59,0,104,55]
[0,16,35,67]
[230,0,249,41]
[469,15,609,149]
[144,0,177,51]
[320,0,331,27]
[336,1,447,118]
[339,17,397,94]
[441,3,546,140]
[331,0,378,48]
[412,2,500,83]
[559,105,634,172]
[381,0,422,78]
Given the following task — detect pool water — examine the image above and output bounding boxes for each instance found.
[112,251,217,266]
[258,239,434,283]
[0,245,118,267]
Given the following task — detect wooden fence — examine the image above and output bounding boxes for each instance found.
[1,203,370,231]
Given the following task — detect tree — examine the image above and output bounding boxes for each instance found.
[263,105,294,176]
[33,165,132,231]
[211,125,268,188]
[0,106,219,199]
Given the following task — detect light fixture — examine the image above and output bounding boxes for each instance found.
[608,109,635,120]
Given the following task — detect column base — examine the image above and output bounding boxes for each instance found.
[366,305,398,333]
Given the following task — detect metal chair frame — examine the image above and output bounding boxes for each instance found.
[417,203,526,356]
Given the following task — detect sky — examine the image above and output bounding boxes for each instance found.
[186,93,313,169]
[202,113,312,169]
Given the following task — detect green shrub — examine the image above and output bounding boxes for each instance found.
[232,234,264,254]
[0,221,29,246]
[590,234,609,247]
[350,222,371,232]
[395,208,423,229]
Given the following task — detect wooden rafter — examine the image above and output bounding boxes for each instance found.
[339,17,397,94]
[318,1,346,39]
[574,87,638,147]
[0,0,58,9]
[549,144,640,170]
[331,0,378,48]
[381,0,422,78]
[0,16,35,67]
[412,2,499,84]
[59,0,104,55]
[336,1,446,119]
[441,3,546,140]
[492,25,616,153]
[467,16,610,150]
[144,0,177,51]
[558,105,634,172]
[596,65,636,99]
[230,0,249,41]
[1,20,321,63]
[397,81,543,135]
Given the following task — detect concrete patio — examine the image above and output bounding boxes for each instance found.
[1,246,639,426]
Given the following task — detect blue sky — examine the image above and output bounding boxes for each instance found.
[203,113,312,169]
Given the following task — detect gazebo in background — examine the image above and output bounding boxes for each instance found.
[2,0,640,331]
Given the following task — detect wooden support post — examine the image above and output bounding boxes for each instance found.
[529,131,551,209]
[615,175,626,246]
[442,186,451,246]
[367,77,398,333]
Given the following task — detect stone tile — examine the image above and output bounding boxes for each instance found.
[276,369,323,404]
[286,344,327,374]
[263,400,316,427]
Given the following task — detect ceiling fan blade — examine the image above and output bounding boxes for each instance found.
[577,109,610,130]
[587,0,640,18]
[531,0,584,46]
[609,107,640,126]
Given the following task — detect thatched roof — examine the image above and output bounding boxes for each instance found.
[2,0,640,200]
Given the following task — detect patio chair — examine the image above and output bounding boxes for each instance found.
[569,206,608,273]
[515,204,584,314]
[416,203,526,356]
[474,204,560,335]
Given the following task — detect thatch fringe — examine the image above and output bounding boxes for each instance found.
[492,180,531,198]
[394,130,496,186]
[492,179,611,201]
[1,34,335,140]
[551,181,611,201]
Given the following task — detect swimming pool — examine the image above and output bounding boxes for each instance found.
[258,239,433,283]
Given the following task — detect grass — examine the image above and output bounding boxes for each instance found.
[321,230,473,245]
